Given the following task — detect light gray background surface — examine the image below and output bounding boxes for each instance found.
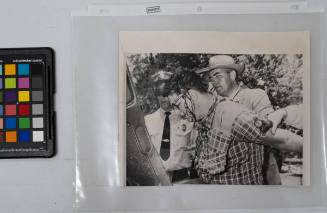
[0,0,326,213]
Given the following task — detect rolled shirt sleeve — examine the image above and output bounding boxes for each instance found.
[212,100,267,144]
[231,111,266,144]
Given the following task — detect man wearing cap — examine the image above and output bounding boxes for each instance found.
[196,55,281,185]
[144,70,197,183]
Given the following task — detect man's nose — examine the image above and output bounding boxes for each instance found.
[210,79,219,84]
[208,76,218,83]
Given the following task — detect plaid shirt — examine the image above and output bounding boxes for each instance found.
[195,100,266,185]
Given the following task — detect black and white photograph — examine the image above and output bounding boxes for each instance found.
[119,32,310,186]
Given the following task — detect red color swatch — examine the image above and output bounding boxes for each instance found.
[19,104,30,115]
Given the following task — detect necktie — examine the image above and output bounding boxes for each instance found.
[160,111,171,161]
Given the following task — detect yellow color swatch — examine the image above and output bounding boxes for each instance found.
[5,64,16,75]
[18,91,30,102]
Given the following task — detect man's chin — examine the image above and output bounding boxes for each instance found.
[214,87,224,96]
[161,105,172,111]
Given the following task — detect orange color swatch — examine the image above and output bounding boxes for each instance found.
[6,131,17,142]
[5,64,16,75]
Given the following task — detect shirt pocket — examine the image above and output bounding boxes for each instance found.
[206,129,231,175]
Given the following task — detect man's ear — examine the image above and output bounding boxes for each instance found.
[230,70,237,81]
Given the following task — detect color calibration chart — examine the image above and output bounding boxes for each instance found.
[0,48,55,157]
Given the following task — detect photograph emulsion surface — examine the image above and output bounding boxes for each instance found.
[121,32,309,186]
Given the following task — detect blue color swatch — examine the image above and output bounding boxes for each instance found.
[18,64,29,75]
[5,118,16,129]
[19,131,31,142]
[0,105,3,116]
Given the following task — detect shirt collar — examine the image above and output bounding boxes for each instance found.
[159,108,173,117]
[229,85,241,101]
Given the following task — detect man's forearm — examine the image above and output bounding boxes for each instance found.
[263,129,303,152]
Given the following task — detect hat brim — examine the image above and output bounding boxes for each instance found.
[151,71,174,82]
[196,64,245,75]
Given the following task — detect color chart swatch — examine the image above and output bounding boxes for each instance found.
[0,64,44,143]
[0,48,55,157]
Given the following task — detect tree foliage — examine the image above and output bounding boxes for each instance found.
[127,53,303,114]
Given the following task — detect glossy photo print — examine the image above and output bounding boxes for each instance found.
[119,32,310,186]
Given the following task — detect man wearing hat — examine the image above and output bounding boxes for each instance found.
[196,55,281,185]
[144,70,197,183]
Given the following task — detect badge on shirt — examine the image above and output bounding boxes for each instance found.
[174,120,193,136]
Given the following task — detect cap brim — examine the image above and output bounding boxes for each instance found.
[151,71,174,82]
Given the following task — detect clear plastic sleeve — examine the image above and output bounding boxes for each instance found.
[72,2,327,212]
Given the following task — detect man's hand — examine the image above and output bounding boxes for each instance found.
[268,108,287,135]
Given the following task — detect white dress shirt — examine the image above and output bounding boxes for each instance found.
[144,108,194,171]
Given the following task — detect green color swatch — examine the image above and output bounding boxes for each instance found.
[19,118,30,129]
